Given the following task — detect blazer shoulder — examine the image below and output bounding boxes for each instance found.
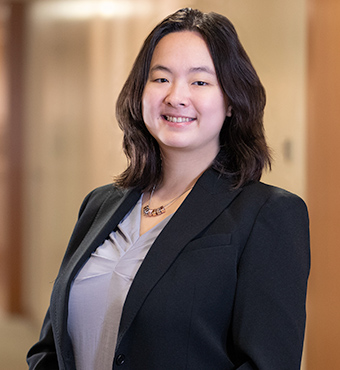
[78,183,128,216]
[241,181,309,216]
[243,181,306,201]
[87,183,125,200]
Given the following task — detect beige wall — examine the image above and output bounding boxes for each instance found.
[0,1,308,368]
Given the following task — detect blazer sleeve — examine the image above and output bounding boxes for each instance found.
[231,190,310,369]
[26,308,59,370]
[27,189,96,369]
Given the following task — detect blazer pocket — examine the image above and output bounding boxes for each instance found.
[183,233,232,253]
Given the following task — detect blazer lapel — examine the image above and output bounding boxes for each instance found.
[117,169,242,348]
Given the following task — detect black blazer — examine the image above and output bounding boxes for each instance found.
[27,168,310,370]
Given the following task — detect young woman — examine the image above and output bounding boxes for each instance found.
[27,8,310,370]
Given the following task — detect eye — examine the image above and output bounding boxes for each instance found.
[193,81,208,86]
[154,78,169,83]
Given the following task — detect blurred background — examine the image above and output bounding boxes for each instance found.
[0,0,339,368]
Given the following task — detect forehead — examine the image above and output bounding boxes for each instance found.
[150,31,215,71]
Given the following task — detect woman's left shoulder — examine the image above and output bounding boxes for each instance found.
[241,181,308,213]
[234,182,310,248]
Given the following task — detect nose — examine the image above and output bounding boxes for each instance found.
[164,83,189,107]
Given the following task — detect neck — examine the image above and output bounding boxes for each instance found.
[157,147,217,195]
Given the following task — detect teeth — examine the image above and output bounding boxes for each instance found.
[165,116,192,123]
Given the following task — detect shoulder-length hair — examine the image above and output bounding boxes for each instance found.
[115,8,271,191]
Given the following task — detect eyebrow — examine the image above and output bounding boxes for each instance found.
[189,66,215,75]
[150,65,172,74]
[149,64,216,75]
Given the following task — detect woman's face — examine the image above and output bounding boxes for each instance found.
[142,31,230,159]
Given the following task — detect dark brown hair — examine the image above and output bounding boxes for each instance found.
[115,8,271,191]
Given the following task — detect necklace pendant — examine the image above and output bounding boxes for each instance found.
[143,205,151,216]
[155,206,166,216]
[143,205,166,217]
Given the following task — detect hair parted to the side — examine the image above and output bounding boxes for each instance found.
[115,8,271,191]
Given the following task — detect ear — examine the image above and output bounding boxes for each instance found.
[226,105,232,117]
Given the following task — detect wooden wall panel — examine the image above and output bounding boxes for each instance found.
[306,0,340,368]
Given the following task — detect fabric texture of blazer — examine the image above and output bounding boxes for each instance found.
[27,168,310,370]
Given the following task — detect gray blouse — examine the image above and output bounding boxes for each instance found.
[67,195,172,370]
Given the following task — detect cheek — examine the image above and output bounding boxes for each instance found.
[215,91,228,114]
[142,89,157,122]
[201,98,226,123]
[197,89,227,116]
[141,94,157,137]
[214,98,228,122]
[141,103,151,127]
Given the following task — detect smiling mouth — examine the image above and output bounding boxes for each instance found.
[163,115,195,123]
